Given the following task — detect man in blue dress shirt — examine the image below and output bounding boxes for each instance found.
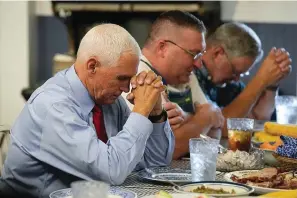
[0,24,175,198]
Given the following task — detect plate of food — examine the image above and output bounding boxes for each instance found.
[138,167,222,183]
[224,167,297,194]
[49,187,137,198]
[216,149,264,172]
[142,190,213,198]
[172,181,254,197]
[252,130,282,147]
[138,167,192,183]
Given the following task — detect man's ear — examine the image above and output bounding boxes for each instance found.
[156,40,167,58]
[86,57,100,75]
[212,45,225,58]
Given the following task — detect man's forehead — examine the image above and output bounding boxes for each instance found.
[232,56,256,72]
[115,55,139,73]
[117,53,139,64]
[180,29,206,51]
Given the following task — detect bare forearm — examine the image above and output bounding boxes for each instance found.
[222,77,266,118]
[207,128,222,140]
[250,90,276,120]
[221,77,266,137]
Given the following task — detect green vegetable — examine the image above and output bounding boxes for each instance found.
[192,185,236,194]
[156,190,172,198]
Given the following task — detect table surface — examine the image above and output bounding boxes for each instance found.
[115,160,227,197]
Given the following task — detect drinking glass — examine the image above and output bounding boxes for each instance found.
[71,180,110,198]
[227,118,254,152]
[189,138,219,182]
[275,95,297,124]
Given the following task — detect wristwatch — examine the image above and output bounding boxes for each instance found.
[267,84,279,91]
[148,109,167,123]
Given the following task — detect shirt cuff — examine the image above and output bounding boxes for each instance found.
[151,120,169,136]
[152,120,175,162]
[124,112,154,139]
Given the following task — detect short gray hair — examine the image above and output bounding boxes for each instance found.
[145,10,206,46]
[77,23,141,66]
[207,22,263,62]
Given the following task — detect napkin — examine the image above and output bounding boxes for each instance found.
[276,135,297,159]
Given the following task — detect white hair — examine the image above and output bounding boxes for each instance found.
[208,22,263,63]
[77,23,141,66]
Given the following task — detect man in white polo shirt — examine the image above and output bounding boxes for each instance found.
[122,10,225,159]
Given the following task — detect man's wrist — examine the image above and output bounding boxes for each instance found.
[266,84,280,92]
[253,75,267,91]
[150,109,163,116]
[132,106,151,117]
[148,109,167,123]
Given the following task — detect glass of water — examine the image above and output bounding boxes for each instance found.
[71,180,110,198]
[189,138,219,182]
[275,95,297,124]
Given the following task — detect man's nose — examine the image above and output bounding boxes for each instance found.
[120,83,130,93]
[233,75,240,82]
[121,88,130,93]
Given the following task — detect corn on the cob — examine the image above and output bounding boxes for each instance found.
[264,122,297,138]
[259,190,297,197]
[254,131,281,142]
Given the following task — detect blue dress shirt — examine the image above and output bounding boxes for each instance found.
[0,66,174,198]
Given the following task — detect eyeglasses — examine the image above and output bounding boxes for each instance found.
[224,52,250,78]
[164,40,205,60]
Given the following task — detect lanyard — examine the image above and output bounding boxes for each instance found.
[140,59,167,85]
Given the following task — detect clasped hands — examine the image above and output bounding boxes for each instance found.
[258,47,292,88]
[127,71,184,126]
[127,71,166,118]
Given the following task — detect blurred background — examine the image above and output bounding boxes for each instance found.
[1,1,297,126]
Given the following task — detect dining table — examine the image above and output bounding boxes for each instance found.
[113,159,228,198]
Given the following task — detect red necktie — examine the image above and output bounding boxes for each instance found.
[92,105,108,143]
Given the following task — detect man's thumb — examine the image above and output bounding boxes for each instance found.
[194,102,201,111]
[268,47,277,57]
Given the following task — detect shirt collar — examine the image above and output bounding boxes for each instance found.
[66,65,95,115]
[196,64,226,88]
[140,55,167,85]
[140,54,151,65]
